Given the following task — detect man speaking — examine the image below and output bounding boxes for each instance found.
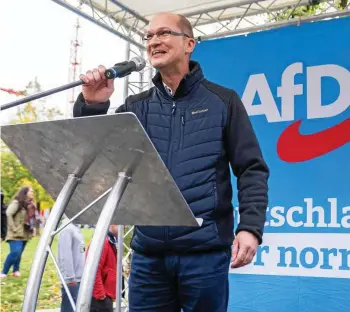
[74,12,269,312]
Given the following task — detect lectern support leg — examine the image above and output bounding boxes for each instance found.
[75,172,131,312]
[22,174,80,312]
[116,224,124,312]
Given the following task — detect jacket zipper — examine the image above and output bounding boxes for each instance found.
[167,101,176,167]
[180,109,185,150]
[213,182,217,209]
[165,100,176,244]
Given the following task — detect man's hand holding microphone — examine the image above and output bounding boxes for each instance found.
[79,57,146,105]
[79,65,114,105]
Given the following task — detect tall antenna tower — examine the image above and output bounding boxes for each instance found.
[67,17,82,117]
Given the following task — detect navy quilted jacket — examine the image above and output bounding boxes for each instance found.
[73,61,269,255]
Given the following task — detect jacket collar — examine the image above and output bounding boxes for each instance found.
[107,231,117,245]
[152,60,204,99]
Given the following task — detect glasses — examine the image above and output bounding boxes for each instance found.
[143,29,191,42]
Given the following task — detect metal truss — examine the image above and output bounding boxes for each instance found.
[189,0,350,40]
[51,0,148,50]
[119,225,134,307]
[51,0,349,45]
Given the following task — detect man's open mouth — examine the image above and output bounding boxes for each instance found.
[152,50,167,56]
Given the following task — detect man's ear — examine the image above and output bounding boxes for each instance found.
[186,38,196,55]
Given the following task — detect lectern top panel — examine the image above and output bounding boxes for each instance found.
[1,113,198,226]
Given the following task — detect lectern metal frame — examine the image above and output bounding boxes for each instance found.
[75,172,131,311]
[23,174,80,311]
[1,113,199,312]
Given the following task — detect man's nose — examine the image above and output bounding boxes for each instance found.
[148,35,162,47]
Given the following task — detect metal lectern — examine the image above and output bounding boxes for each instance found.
[1,113,199,312]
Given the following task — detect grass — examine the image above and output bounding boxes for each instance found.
[0,229,94,312]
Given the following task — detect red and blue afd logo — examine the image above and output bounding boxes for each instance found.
[241,62,350,162]
[277,118,350,163]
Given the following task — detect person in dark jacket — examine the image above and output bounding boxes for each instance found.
[74,12,269,312]
[1,191,7,241]
[87,224,119,312]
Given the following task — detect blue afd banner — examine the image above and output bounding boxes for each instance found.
[193,17,350,312]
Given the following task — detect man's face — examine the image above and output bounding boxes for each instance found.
[109,224,118,237]
[146,14,194,69]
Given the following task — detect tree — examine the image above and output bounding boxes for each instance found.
[1,143,54,208]
[1,78,63,208]
[272,2,324,21]
[13,77,62,124]
[272,0,348,21]
[338,0,348,9]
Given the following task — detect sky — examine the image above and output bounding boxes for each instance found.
[0,0,128,124]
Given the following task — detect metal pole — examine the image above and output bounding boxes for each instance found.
[52,187,112,236]
[47,247,76,311]
[0,80,83,111]
[123,42,131,100]
[22,174,79,312]
[75,172,131,312]
[138,48,144,93]
[148,60,154,90]
[115,225,124,312]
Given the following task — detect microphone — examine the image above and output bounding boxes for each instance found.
[0,57,147,111]
[105,57,146,79]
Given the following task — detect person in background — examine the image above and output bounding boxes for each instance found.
[25,198,41,235]
[1,191,7,241]
[88,224,119,312]
[34,201,41,236]
[57,217,86,312]
[1,186,34,278]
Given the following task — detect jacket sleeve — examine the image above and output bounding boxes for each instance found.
[6,200,19,231]
[87,239,108,299]
[57,229,76,284]
[73,93,110,117]
[225,91,269,244]
[114,95,132,113]
[73,93,129,117]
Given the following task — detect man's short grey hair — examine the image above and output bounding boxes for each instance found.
[177,14,194,38]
